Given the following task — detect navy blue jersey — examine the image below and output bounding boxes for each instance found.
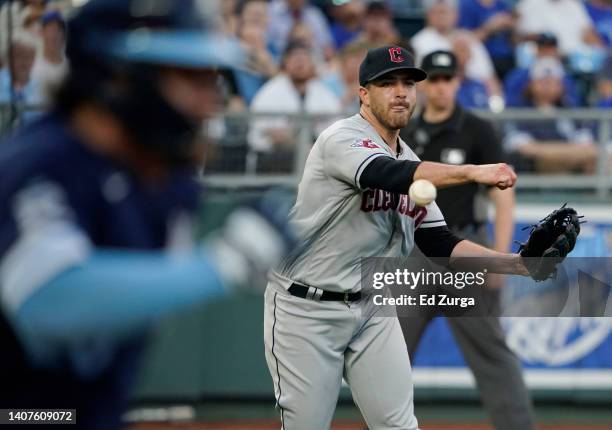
[0,113,201,429]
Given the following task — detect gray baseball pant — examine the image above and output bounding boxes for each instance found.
[264,281,420,430]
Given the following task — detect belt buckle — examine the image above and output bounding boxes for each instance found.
[343,292,350,304]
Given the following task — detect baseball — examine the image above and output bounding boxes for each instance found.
[409,179,437,206]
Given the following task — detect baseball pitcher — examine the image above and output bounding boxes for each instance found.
[263,45,580,430]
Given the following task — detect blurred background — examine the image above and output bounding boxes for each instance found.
[1,0,611,429]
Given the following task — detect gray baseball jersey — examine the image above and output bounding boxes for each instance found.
[271,113,446,292]
[263,113,430,430]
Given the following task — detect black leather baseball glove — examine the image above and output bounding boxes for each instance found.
[518,204,583,281]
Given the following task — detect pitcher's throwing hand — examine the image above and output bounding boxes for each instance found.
[469,163,517,190]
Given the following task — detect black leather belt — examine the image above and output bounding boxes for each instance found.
[288,283,362,302]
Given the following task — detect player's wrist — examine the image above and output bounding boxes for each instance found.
[514,254,530,276]
[462,164,478,183]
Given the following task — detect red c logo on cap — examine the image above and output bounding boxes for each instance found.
[389,47,404,63]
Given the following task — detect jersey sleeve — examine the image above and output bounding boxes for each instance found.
[0,179,92,315]
[322,130,390,189]
[359,157,421,194]
[418,200,447,229]
[415,225,464,257]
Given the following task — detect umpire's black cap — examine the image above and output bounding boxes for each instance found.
[420,50,458,78]
[359,45,427,86]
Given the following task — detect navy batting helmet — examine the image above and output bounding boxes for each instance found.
[60,0,243,165]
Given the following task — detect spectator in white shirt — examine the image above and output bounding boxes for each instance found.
[516,0,602,56]
[411,0,501,98]
[267,0,335,62]
[30,11,67,103]
[248,42,341,166]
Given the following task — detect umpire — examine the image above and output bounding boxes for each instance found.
[400,51,536,430]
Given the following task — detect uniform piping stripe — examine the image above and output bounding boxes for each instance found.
[420,219,445,224]
[354,152,387,187]
[272,292,285,428]
[418,221,447,229]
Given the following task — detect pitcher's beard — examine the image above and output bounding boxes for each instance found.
[372,102,415,131]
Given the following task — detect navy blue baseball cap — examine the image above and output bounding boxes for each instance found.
[359,45,427,86]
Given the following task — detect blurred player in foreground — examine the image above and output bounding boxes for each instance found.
[401,50,535,430]
[264,45,579,429]
[0,1,290,429]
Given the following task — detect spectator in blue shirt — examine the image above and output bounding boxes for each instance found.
[452,31,494,109]
[328,0,366,50]
[504,57,598,173]
[456,77,490,109]
[585,0,612,47]
[0,30,44,124]
[321,40,370,112]
[234,20,279,105]
[504,33,581,107]
[458,0,517,79]
[595,51,612,107]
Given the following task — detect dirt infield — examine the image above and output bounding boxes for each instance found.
[133,421,612,430]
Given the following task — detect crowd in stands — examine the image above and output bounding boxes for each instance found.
[0,1,68,109]
[1,0,612,174]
